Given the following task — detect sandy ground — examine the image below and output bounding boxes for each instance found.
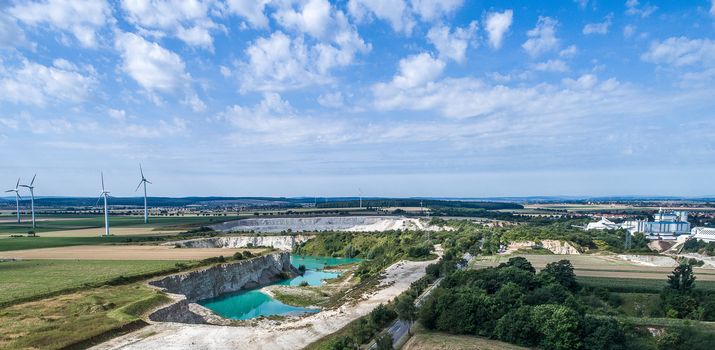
[90,258,436,350]
[472,254,715,281]
[0,245,265,260]
[23,227,185,237]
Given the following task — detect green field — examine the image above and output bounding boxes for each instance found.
[0,236,170,251]
[577,276,715,293]
[0,259,191,306]
[0,283,169,350]
[0,215,241,235]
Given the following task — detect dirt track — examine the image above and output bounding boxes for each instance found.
[0,245,266,260]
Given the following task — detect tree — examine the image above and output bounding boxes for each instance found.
[531,304,582,350]
[667,264,696,293]
[541,260,578,291]
[499,256,536,274]
[581,315,626,350]
[375,334,393,350]
[395,294,416,334]
[494,306,538,347]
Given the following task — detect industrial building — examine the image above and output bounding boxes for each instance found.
[691,227,715,242]
[585,209,691,240]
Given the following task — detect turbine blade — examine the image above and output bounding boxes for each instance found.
[19,185,29,188]
[16,178,20,188]
[96,194,103,206]
[140,164,144,179]
[101,172,105,192]
[135,180,143,192]
[145,180,152,184]
[30,174,36,186]
[4,189,12,193]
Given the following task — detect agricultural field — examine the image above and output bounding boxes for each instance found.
[472,254,715,282]
[0,215,241,235]
[0,259,192,306]
[0,283,169,350]
[402,331,529,350]
[0,245,265,261]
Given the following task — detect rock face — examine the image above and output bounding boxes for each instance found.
[210,216,444,233]
[150,252,296,302]
[505,240,581,255]
[169,235,314,251]
[148,252,297,324]
[617,254,679,267]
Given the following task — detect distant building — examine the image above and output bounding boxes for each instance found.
[622,209,690,240]
[691,227,715,242]
[585,217,620,230]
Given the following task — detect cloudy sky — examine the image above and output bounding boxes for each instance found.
[1,0,715,198]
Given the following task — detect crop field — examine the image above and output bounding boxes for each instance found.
[0,284,169,350]
[0,259,192,306]
[403,331,529,350]
[0,245,264,261]
[0,215,241,235]
[0,236,170,252]
[472,254,715,282]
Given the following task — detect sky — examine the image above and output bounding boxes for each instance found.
[1,0,715,198]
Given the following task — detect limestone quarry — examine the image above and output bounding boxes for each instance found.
[168,235,314,251]
[210,216,445,233]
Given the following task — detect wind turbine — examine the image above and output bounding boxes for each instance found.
[134,164,151,224]
[358,188,363,209]
[96,172,110,237]
[5,178,21,224]
[19,175,36,228]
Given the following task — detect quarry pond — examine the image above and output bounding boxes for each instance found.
[198,255,361,320]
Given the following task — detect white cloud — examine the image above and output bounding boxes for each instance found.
[410,0,464,21]
[625,0,657,18]
[348,0,414,34]
[241,16,369,92]
[116,118,188,138]
[226,0,271,28]
[534,59,569,72]
[317,92,345,108]
[120,0,219,49]
[219,93,349,145]
[559,45,578,58]
[375,53,445,93]
[485,10,513,49]
[710,0,715,16]
[0,117,19,130]
[273,0,332,38]
[641,37,715,68]
[0,13,32,49]
[115,31,204,110]
[522,17,559,57]
[427,21,477,63]
[0,59,96,106]
[373,71,636,122]
[583,13,613,35]
[9,0,111,47]
[574,0,589,9]
[623,25,636,38]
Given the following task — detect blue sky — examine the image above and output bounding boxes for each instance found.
[1,0,715,198]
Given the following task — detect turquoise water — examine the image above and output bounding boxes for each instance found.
[276,270,340,286]
[289,255,363,270]
[199,289,318,320]
[198,255,363,320]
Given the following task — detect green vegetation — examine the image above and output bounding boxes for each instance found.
[0,259,193,306]
[403,330,530,350]
[576,276,715,293]
[682,239,715,256]
[271,289,327,307]
[418,257,715,350]
[0,235,165,251]
[0,284,169,350]
[295,230,435,281]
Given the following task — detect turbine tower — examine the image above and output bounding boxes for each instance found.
[135,164,151,224]
[358,188,363,209]
[96,172,110,237]
[5,178,21,224]
[19,175,36,228]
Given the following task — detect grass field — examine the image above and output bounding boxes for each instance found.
[0,259,193,306]
[0,283,169,350]
[0,215,241,235]
[0,236,169,251]
[576,275,715,293]
[0,245,265,260]
[402,331,530,350]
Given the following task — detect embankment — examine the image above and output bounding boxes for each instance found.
[168,235,313,251]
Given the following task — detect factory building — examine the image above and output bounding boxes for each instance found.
[691,227,715,243]
[621,210,690,240]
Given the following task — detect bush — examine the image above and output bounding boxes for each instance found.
[243,250,254,258]
[299,281,309,287]
[233,252,243,260]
